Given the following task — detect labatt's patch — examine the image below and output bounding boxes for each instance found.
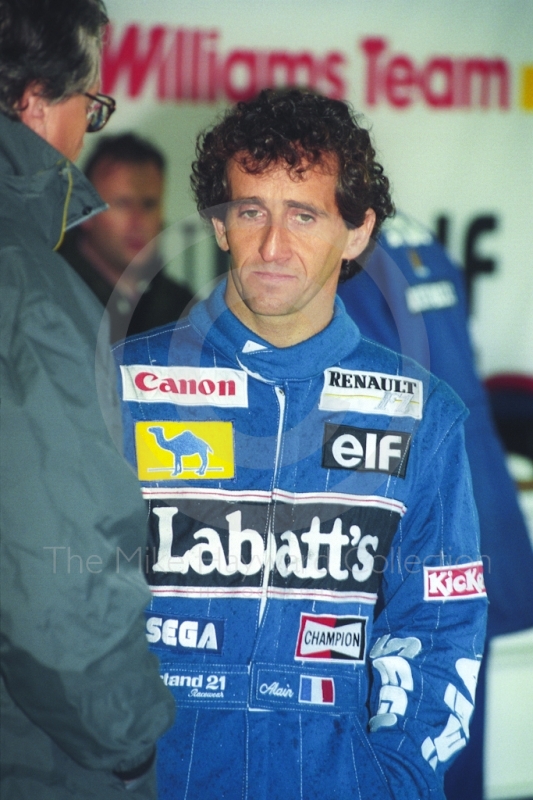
[121,365,248,407]
[424,562,486,601]
[320,368,423,420]
[136,421,234,480]
[295,614,366,663]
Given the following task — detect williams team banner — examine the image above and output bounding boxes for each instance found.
[87,0,533,380]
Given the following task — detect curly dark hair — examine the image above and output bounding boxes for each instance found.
[0,0,108,120]
[191,88,394,281]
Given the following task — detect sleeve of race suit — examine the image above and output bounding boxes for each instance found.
[364,386,488,800]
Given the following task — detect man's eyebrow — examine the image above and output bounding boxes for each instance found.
[229,197,328,217]
[286,200,328,217]
[229,196,265,207]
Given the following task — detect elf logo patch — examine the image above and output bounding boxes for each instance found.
[322,423,411,477]
[136,421,234,480]
[295,614,367,663]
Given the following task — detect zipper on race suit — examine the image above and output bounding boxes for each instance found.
[258,385,286,623]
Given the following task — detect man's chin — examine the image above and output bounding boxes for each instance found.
[244,298,300,319]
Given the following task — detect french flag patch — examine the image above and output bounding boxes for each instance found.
[299,675,335,705]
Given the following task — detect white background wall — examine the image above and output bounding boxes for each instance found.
[83,0,533,381]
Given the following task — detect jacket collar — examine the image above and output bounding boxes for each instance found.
[0,112,105,249]
[189,279,361,382]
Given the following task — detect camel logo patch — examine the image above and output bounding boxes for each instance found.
[135,421,234,480]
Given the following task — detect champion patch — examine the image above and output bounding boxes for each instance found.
[320,369,423,420]
[299,675,335,705]
[121,365,248,407]
[295,614,366,663]
[322,423,411,477]
[424,562,486,601]
[136,421,234,480]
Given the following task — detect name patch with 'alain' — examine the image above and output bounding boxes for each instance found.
[295,614,367,662]
[320,369,423,420]
[121,365,248,407]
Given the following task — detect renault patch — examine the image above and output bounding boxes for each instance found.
[295,614,366,662]
[319,368,423,419]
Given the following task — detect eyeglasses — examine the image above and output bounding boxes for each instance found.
[84,92,116,133]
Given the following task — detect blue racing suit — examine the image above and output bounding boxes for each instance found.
[338,213,533,800]
[115,279,487,800]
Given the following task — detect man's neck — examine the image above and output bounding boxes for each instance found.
[224,290,336,348]
[79,237,144,299]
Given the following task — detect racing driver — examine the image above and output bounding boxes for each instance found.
[114,89,488,800]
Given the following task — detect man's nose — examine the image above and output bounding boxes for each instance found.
[258,223,292,263]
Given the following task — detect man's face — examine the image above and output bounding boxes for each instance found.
[213,156,374,342]
[82,159,164,274]
[19,83,98,162]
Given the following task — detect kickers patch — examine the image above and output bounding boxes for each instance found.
[322,423,411,478]
[121,365,248,407]
[424,562,486,601]
[320,368,423,420]
[136,421,234,480]
[295,614,366,663]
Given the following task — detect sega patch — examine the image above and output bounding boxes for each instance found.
[136,420,234,480]
[424,562,486,601]
[121,365,248,407]
[145,613,224,654]
[320,368,423,420]
[295,614,366,663]
[322,423,411,478]
[299,675,335,705]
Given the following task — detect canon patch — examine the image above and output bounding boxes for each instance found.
[322,423,411,478]
[295,613,366,662]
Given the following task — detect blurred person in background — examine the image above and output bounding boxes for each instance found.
[338,211,533,800]
[60,133,193,343]
[0,1,174,798]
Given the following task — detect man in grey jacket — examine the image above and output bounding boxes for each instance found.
[0,1,174,797]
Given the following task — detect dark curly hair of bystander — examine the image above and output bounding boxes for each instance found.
[191,88,394,281]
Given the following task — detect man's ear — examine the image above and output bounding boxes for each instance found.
[342,208,376,262]
[211,216,230,252]
[18,84,49,140]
